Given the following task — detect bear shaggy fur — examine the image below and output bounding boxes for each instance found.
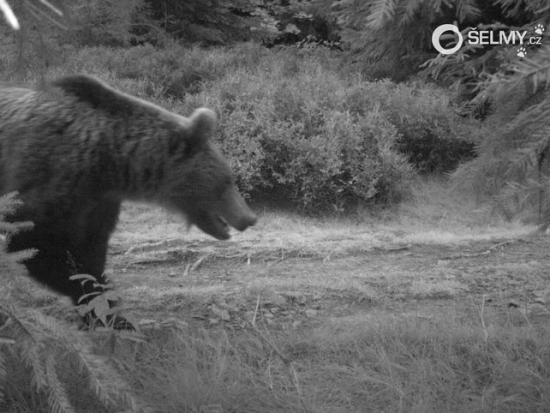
[0,74,256,316]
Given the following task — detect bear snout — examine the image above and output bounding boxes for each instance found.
[230,207,257,231]
[219,187,257,232]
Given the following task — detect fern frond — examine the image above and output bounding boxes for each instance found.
[0,192,23,218]
[366,0,398,29]
[41,310,151,412]
[456,0,481,20]
[496,0,549,16]
[506,90,550,140]
[401,0,428,26]
[452,28,550,224]
[0,302,151,412]
[45,353,75,413]
[30,311,150,412]
[505,45,550,94]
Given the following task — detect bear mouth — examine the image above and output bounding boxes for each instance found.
[215,215,230,238]
[199,213,231,240]
[188,201,256,241]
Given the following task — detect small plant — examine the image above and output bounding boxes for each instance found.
[70,273,139,330]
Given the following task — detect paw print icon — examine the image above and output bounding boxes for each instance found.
[535,24,545,35]
[517,47,527,58]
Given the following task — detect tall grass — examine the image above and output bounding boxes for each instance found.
[105,311,550,413]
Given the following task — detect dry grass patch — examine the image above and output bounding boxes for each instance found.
[397,176,534,243]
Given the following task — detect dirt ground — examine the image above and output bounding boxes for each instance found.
[107,227,550,332]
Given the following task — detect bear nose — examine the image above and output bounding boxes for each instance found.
[236,209,257,231]
[220,186,257,232]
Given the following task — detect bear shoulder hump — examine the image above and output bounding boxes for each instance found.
[50,74,130,115]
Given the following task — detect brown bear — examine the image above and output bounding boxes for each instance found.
[0,74,256,326]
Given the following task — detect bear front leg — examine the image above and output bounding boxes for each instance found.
[7,228,93,301]
[52,199,121,307]
[68,200,134,328]
[9,199,126,327]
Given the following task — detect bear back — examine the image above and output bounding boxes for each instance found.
[51,75,216,142]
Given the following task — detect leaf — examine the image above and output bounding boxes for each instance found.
[69,274,98,283]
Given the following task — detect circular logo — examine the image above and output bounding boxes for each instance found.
[432,24,463,55]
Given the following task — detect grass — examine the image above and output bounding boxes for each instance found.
[108,176,547,413]
[105,308,550,413]
[396,176,532,243]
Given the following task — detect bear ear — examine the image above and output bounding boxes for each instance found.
[50,74,131,115]
[189,108,217,142]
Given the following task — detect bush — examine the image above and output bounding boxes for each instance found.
[384,83,477,173]
[258,109,412,210]
[187,48,415,211]
[64,42,268,99]
[342,80,478,173]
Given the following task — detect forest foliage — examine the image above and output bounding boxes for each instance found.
[2,1,550,411]
[332,0,550,225]
[1,0,550,217]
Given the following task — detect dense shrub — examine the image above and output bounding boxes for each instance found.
[185,48,417,211]
[342,80,478,173]
[65,42,268,98]
[382,83,477,173]
[262,110,411,209]
[187,47,473,210]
